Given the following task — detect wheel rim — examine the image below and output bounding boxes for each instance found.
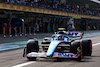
[77,46,82,59]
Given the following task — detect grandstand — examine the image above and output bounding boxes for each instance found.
[0,0,100,16]
[66,0,100,8]
[0,0,100,36]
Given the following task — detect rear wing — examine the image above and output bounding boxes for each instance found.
[57,31,84,39]
[67,31,83,36]
[67,31,84,39]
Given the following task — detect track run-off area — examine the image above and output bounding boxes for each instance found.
[0,32,100,67]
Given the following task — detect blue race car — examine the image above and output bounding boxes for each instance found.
[23,31,92,61]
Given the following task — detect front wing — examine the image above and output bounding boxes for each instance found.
[27,52,78,58]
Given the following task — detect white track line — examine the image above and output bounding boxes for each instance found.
[12,43,100,67]
[93,43,100,46]
[12,61,36,67]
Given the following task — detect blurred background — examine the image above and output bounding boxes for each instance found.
[0,0,100,36]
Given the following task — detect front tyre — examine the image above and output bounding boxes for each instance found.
[27,57,37,61]
[81,39,92,56]
[70,41,82,61]
[77,47,82,61]
[26,39,39,61]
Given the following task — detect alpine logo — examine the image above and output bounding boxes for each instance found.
[68,32,78,36]
[91,0,100,4]
[58,53,74,57]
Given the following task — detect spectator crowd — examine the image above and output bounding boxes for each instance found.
[0,0,100,16]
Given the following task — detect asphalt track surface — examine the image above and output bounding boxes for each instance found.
[0,32,100,67]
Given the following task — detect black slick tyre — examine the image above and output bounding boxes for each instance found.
[70,41,82,61]
[81,39,92,56]
[27,57,37,61]
[26,40,39,61]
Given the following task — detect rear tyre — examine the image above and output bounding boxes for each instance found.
[70,41,82,61]
[26,39,39,61]
[81,39,92,56]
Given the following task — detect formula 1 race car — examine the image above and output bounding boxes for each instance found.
[23,31,92,61]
